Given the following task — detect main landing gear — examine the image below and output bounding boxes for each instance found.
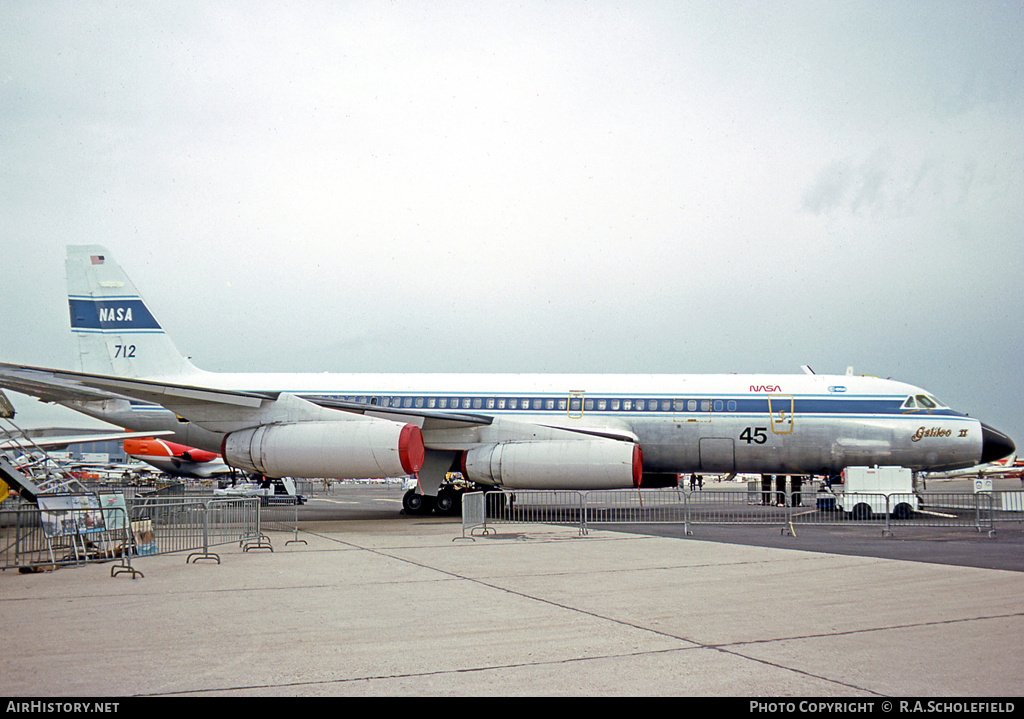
[402,489,435,515]
[402,485,467,516]
[402,476,491,516]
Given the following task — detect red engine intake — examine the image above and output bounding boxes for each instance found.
[398,423,426,475]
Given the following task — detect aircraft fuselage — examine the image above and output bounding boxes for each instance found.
[60,370,990,478]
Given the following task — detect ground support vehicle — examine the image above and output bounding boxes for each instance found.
[831,466,919,520]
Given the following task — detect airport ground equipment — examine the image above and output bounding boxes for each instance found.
[258,477,307,506]
[0,414,91,501]
[213,475,306,506]
[0,456,90,503]
[832,466,919,520]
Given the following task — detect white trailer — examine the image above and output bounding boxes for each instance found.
[835,466,919,520]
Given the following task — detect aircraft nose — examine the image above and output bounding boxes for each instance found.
[981,423,1016,464]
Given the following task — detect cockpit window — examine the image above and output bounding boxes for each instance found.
[903,395,948,411]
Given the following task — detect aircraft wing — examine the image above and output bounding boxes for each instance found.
[307,395,494,427]
[0,363,637,460]
[0,362,486,428]
[0,362,130,404]
[1,429,174,452]
[0,362,278,408]
[306,396,637,443]
[0,361,493,426]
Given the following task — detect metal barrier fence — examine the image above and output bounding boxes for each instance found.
[0,501,139,577]
[127,495,264,562]
[1,494,263,574]
[459,491,490,539]
[475,489,1024,537]
[259,502,308,547]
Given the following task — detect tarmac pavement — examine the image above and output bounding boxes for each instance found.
[2,512,1023,698]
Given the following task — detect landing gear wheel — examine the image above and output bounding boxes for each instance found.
[403,489,435,515]
[434,488,462,516]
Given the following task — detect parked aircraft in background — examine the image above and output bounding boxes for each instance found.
[0,245,1014,514]
[123,436,233,479]
[0,427,169,499]
[1,425,169,477]
[0,428,171,456]
[922,455,1024,481]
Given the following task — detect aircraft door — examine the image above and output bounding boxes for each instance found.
[699,438,735,472]
[567,391,585,419]
[768,395,794,434]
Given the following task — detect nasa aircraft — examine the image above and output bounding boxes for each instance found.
[0,245,1015,514]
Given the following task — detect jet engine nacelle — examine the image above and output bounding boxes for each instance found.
[462,440,642,490]
[221,420,424,479]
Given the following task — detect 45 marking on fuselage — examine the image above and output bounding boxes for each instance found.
[740,427,769,444]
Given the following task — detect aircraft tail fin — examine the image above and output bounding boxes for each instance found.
[66,245,201,379]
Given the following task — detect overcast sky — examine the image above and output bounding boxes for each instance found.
[2,2,1022,445]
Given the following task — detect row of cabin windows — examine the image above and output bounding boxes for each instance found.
[341,396,740,413]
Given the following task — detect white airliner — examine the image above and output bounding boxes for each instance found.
[0,245,1014,514]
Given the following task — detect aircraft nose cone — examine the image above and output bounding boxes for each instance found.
[981,423,1016,464]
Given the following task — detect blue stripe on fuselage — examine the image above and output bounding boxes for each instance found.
[290,393,966,418]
